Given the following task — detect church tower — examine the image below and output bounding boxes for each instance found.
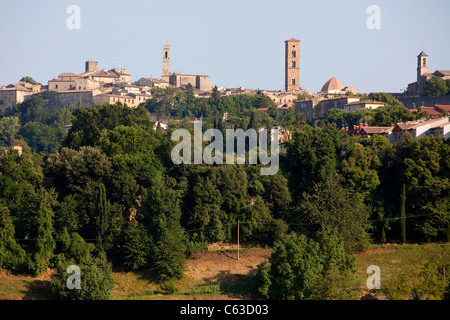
[416,51,429,95]
[285,38,300,92]
[417,51,429,81]
[162,44,171,82]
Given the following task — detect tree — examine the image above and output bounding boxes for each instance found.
[369,92,404,107]
[0,116,20,145]
[256,230,356,300]
[141,176,186,281]
[20,76,41,86]
[296,91,313,101]
[22,187,57,275]
[19,121,63,154]
[0,201,26,272]
[185,83,195,106]
[400,183,406,243]
[50,234,114,300]
[121,222,153,271]
[210,86,221,105]
[298,178,369,251]
[94,183,110,249]
[423,76,449,97]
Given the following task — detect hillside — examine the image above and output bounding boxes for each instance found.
[1,243,448,300]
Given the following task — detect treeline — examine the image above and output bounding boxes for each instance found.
[0,95,72,154]
[0,90,449,300]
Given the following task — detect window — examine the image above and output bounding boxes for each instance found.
[291,61,296,68]
[422,58,426,67]
[292,51,296,58]
[291,79,296,85]
[165,51,168,59]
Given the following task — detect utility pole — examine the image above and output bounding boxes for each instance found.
[237,220,240,260]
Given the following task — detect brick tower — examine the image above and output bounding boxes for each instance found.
[285,38,300,92]
[162,44,171,82]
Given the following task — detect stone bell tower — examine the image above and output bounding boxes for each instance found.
[162,44,171,83]
[285,38,300,92]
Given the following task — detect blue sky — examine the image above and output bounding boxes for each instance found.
[1,0,449,93]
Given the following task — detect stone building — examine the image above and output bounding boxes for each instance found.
[135,77,170,88]
[285,38,300,92]
[0,82,42,110]
[47,90,98,111]
[392,117,450,142]
[407,51,450,96]
[92,93,141,108]
[48,61,131,92]
[160,44,212,91]
[316,96,360,118]
[294,97,323,123]
[263,90,299,107]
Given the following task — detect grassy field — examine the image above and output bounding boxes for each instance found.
[0,243,449,300]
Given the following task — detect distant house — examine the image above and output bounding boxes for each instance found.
[358,126,394,143]
[316,96,360,119]
[392,117,450,143]
[0,82,42,109]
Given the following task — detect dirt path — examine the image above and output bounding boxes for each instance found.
[185,249,272,283]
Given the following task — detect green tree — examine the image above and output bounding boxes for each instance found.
[296,178,370,252]
[22,188,57,275]
[210,85,221,105]
[400,183,406,243]
[121,222,153,271]
[423,76,449,97]
[256,230,356,300]
[20,76,41,86]
[50,238,115,300]
[0,201,26,272]
[142,176,186,281]
[0,116,20,145]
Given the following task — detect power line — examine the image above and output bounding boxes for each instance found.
[8,211,441,242]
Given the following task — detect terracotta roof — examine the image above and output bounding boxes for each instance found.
[396,117,449,130]
[435,105,450,112]
[360,126,394,134]
[321,77,344,92]
[418,51,428,57]
[434,70,450,77]
[59,73,78,77]
[91,70,120,78]
[413,107,442,117]
[49,79,75,82]
[286,38,300,42]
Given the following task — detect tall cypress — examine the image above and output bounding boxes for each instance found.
[400,183,406,244]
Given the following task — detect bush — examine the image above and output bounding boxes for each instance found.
[50,232,114,300]
[50,256,115,300]
[256,229,357,300]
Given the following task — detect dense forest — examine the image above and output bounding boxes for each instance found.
[0,87,449,299]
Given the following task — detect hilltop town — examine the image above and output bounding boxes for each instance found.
[1,39,449,145]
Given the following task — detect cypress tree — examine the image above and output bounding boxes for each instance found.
[400,183,406,244]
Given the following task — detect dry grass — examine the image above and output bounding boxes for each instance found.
[1,243,448,300]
